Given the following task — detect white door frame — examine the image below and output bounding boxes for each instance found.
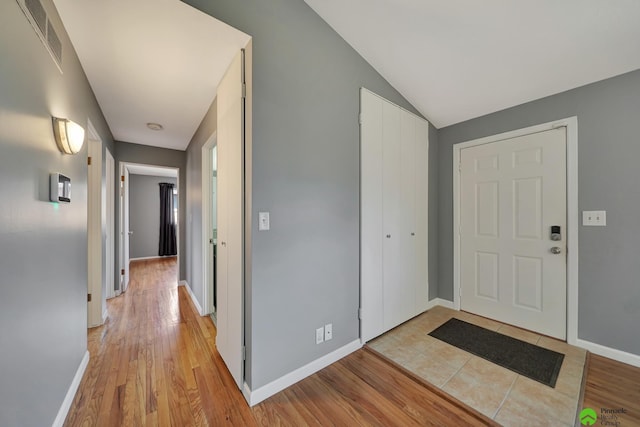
[87,119,105,327]
[105,148,116,300]
[202,132,217,315]
[119,162,180,293]
[453,117,579,345]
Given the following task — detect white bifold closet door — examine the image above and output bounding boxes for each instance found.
[361,88,429,343]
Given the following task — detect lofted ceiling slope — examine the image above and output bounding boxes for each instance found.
[304,0,640,128]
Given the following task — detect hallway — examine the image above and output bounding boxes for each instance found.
[64,257,256,425]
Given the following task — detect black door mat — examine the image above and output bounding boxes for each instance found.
[429,318,564,387]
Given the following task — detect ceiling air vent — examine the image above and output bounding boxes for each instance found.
[46,19,63,65]
[16,0,63,72]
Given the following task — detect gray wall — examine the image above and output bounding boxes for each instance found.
[438,68,640,356]
[129,175,177,259]
[114,142,187,282]
[184,0,438,390]
[0,0,114,425]
[185,99,217,307]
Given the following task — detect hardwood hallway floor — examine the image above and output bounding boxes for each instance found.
[64,258,640,426]
[64,258,494,426]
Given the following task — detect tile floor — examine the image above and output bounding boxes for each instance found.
[368,306,586,426]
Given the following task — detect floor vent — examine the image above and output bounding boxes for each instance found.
[16,0,63,72]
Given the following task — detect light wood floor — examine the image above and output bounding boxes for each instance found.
[583,353,640,426]
[64,258,640,426]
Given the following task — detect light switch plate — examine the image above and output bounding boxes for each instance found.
[582,210,606,226]
[258,211,270,231]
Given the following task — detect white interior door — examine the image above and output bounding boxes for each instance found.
[87,136,103,327]
[360,88,429,342]
[381,102,404,330]
[216,49,245,389]
[120,165,130,292]
[414,119,429,312]
[460,128,567,339]
[360,90,384,342]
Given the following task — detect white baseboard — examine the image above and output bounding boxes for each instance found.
[425,298,455,310]
[180,280,204,316]
[52,350,90,427]
[243,339,362,406]
[130,255,176,261]
[576,338,640,368]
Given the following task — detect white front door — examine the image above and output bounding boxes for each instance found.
[460,128,567,339]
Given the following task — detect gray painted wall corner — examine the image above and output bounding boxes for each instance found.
[183,0,436,390]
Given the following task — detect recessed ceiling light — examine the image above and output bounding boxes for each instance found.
[147,122,164,131]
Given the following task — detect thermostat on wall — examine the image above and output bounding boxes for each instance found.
[50,173,71,203]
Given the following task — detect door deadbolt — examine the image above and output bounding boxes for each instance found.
[550,225,561,241]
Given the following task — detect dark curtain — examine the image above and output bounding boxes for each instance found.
[159,182,177,256]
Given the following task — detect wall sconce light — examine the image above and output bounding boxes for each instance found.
[52,117,85,154]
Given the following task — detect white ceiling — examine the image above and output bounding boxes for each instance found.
[53,0,250,150]
[304,0,640,128]
[53,0,640,146]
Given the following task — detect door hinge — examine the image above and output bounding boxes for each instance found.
[242,83,246,99]
[121,175,125,182]
[358,308,362,320]
[87,156,92,166]
[87,293,92,302]
[121,269,125,275]
[358,113,363,125]
[242,346,246,361]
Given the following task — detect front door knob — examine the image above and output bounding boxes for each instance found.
[550,247,562,254]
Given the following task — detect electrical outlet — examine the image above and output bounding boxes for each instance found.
[324,323,333,341]
[316,327,324,344]
[583,210,606,226]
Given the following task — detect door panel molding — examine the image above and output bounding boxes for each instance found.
[453,117,578,344]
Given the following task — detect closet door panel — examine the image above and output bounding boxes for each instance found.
[415,119,429,312]
[382,102,403,331]
[398,111,417,322]
[360,91,384,341]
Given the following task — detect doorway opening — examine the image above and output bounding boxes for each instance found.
[86,120,116,328]
[202,134,217,323]
[119,162,180,294]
